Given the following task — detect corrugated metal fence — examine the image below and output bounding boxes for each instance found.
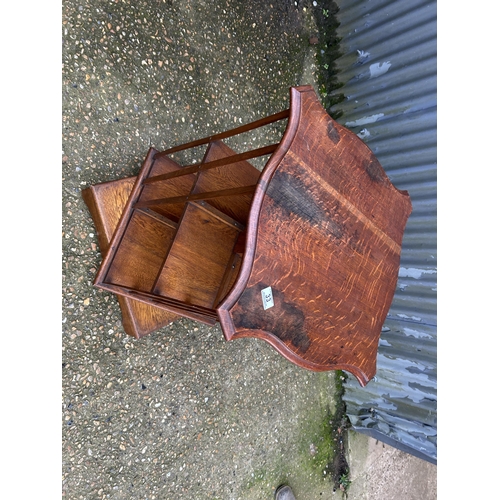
[330,0,437,463]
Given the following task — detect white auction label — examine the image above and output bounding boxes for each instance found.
[261,286,274,310]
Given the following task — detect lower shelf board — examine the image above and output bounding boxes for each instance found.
[153,201,243,309]
[82,176,179,338]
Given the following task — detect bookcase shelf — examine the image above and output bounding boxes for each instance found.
[94,133,263,326]
[87,85,412,387]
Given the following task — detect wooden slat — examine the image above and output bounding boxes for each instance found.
[100,283,218,326]
[153,109,289,158]
[143,144,278,184]
[135,207,179,230]
[114,286,218,318]
[82,177,136,245]
[137,154,196,222]
[191,140,261,225]
[194,201,246,232]
[134,185,256,209]
[213,252,243,308]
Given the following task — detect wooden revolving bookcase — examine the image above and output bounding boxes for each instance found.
[86,85,412,386]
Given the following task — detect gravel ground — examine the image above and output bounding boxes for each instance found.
[62,1,345,499]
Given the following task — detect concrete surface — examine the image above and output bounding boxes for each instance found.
[346,432,437,500]
[62,0,437,498]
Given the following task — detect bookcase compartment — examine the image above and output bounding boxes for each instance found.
[94,137,264,323]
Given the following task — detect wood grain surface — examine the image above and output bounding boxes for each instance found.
[153,201,241,308]
[89,86,411,385]
[192,140,260,225]
[82,176,178,338]
[218,86,412,386]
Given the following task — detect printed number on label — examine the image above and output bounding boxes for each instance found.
[261,286,274,310]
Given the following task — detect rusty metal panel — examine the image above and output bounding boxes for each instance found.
[331,0,437,463]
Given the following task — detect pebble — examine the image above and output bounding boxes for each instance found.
[61,1,338,499]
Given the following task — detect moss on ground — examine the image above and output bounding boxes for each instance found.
[239,371,346,499]
[310,0,345,119]
[330,371,351,494]
[297,371,351,495]
[241,371,352,498]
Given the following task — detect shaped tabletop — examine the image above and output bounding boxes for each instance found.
[217,86,412,386]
